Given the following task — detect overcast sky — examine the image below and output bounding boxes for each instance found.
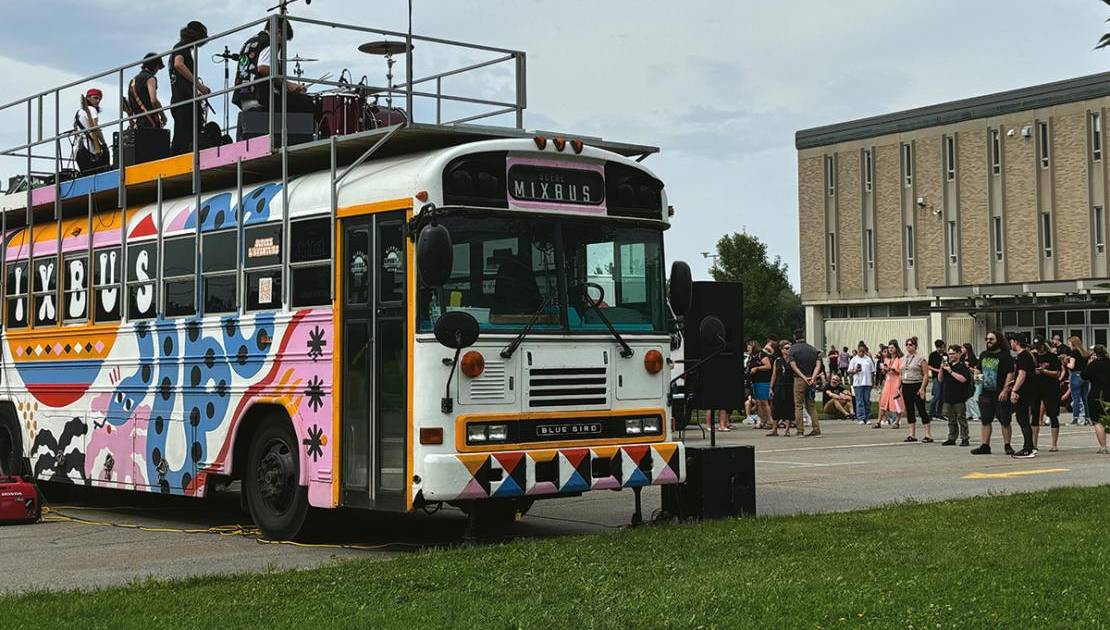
[1,1,1108,287]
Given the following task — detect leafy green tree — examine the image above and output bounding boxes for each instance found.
[708,232,803,343]
[1098,0,1110,49]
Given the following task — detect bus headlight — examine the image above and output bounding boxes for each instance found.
[467,424,509,444]
[625,419,643,434]
[642,416,661,433]
[486,424,508,441]
[467,425,488,443]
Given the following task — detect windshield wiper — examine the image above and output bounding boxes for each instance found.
[580,286,634,358]
[500,293,553,359]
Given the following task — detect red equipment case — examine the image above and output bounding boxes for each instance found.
[0,476,41,525]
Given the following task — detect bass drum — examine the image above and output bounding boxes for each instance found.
[365,105,408,129]
[316,94,366,138]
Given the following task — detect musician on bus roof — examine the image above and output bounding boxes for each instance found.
[169,20,212,155]
[73,88,110,174]
[128,53,167,129]
[232,18,313,114]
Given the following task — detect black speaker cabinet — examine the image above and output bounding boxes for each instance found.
[236,111,314,146]
[661,445,756,520]
[112,128,170,168]
[684,281,744,412]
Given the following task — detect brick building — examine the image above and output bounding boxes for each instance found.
[796,71,1110,354]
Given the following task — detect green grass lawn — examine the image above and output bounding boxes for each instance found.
[6,486,1110,629]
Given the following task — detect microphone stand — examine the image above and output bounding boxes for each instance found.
[221,46,231,134]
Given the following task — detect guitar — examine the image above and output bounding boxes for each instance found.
[80,94,107,157]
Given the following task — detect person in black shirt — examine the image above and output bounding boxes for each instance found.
[1030,338,1063,452]
[820,373,854,419]
[169,21,211,155]
[1079,344,1110,453]
[1008,333,1038,458]
[128,53,167,129]
[233,19,312,114]
[927,339,946,420]
[940,345,972,446]
[971,330,1014,455]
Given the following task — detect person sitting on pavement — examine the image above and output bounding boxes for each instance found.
[821,373,854,419]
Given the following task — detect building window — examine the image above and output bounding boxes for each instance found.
[990,128,1001,175]
[32,257,58,327]
[827,232,837,272]
[825,155,835,196]
[904,225,915,268]
[163,236,196,317]
[864,229,874,269]
[1038,121,1050,169]
[1095,206,1105,254]
[289,217,331,307]
[992,216,1004,261]
[944,135,955,181]
[1093,112,1103,161]
[946,221,958,265]
[1041,212,1053,258]
[863,149,873,192]
[901,143,913,188]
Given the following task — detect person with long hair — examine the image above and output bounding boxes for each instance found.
[971,330,1015,455]
[1065,336,1092,425]
[769,340,799,436]
[1030,337,1063,452]
[878,341,904,429]
[900,336,933,442]
[747,339,775,430]
[1080,344,1110,454]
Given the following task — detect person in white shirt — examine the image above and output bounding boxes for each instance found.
[74,89,109,174]
[847,343,876,425]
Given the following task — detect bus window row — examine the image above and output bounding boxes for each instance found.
[3,216,332,329]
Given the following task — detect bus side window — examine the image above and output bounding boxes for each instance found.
[289,217,330,308]
[5,260,28,329]
[244,223,282,312]
[203,230,238,314]
[63,253,89,323]
[94,247,122,322]
[163,236,196,317]
[126,242,158,320]
[32,256,58,327]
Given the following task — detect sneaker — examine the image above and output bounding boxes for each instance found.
[970,444,991,455]
[1011,449,1036,459]
[805,429,822,438]
[941,439,957,446]
[1004,444,1015,456]
[959,439,970,447]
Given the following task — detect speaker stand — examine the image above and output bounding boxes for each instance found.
[630,486,643,527]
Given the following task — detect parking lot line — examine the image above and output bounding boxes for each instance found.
[962,468,1071,479]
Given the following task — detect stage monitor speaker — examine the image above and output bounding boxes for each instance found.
[661,445,756,520]
[684,281,744,412]
[236,111,314,147]
[112,128,171,168]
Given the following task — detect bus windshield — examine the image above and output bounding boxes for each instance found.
[417,213,666,334]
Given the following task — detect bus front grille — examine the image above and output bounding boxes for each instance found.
[527,367,608,408]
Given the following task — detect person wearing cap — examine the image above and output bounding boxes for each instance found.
[169,20,212,155]
[73,88,109,174]
[1008,332,1038,458]
[128,53,167,129]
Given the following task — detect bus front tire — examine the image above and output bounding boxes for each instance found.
[0,412,22,477]
[244,422,309,541]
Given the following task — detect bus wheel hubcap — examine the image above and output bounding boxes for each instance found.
[257,440,295,513]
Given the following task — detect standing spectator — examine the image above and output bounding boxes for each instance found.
[927,339,946,420]
[769,341,798,436]
[746,340,774,430]
[821,373,855,420]
[940,345,972,446]
[1064,336,1091,425]
[838,347,850,375]
[963,343,981,422]
[875,344,888,390]
[1008,333,1038,458]
[900,337,933,443]
[1030,338,1063,452]
[787,329,823,438]
[1079,345,1110,454]
[848,343,876,426]
[878,341,904,429]
[971,330,1015,455]
[827,346,840,376]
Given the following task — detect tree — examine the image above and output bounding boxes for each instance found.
[1098,0,1110,49]
[708,232,803,343]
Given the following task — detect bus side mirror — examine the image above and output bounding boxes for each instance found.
[417,222,453,288]
[669,260,692,317]
[434,311,479,349]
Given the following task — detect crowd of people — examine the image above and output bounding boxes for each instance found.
[716,329,1109,459]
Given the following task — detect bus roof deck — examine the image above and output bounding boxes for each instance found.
[0,12,658,232]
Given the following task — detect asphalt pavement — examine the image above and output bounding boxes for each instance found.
[3,414,1108,594]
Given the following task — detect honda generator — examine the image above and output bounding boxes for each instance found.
[0,476,41,525]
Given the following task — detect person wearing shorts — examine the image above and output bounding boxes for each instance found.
[1029,338,1063,452]
[747,340,774,430]
[971,330,1014,455]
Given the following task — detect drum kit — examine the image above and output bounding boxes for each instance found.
[306,40,411,139]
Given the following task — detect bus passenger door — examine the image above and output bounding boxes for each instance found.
[340,212,407,509]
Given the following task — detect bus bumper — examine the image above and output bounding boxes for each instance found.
[420,442,685,502]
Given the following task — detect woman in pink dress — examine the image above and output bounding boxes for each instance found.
[877,341,905,428]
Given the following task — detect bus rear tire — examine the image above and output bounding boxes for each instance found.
[244,422,309,541]
[0,413,21,477]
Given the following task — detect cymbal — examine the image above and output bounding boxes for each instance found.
[358,40,412,56]
[289,55,319,63]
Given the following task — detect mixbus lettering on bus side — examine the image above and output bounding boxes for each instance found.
[0,9,698,540]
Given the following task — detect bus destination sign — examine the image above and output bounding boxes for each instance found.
[507,165,605,206]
